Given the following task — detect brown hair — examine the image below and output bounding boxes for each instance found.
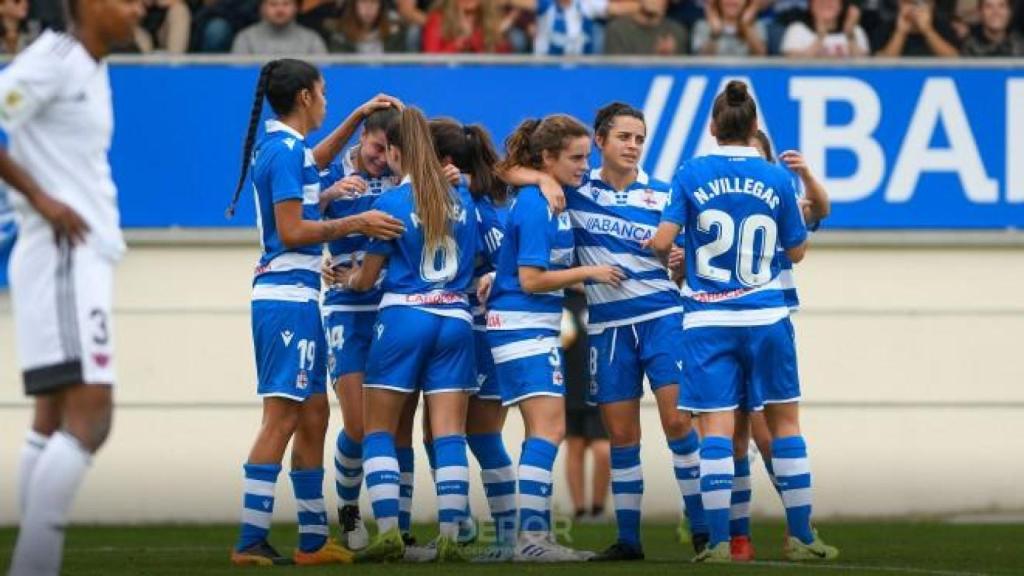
[386,107,454,250]
[499,114,590,172]
[338,0,392,44]
[753,129,775,163]
[711,80,757,144]
[430,117,507,203]
[436,0,502,52]
[593,101,645,140]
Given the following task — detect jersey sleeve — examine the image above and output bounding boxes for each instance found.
[661,168,688,226]
[515,192,553,269]
[0,49,62,132]
[268,144,305,204]
[776,175,808,250]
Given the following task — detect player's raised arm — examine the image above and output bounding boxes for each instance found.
[313,93,403,170]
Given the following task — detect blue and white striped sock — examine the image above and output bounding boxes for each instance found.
[468,432,517,546]
[290,468,329,553]
[763,457,783,498]
[518,437,557,537]
[236,463,281,551]
[730,456,752,538]
[363,431,401,534]
[700,436,734,547]
[434,435,470,540]
[396,446,415,534]
[334,430,362,508]
[772,435,814,544]
[669,430,708,537]
[610,444,643,548]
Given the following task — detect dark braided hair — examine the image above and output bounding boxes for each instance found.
[593,102,645,140]
[226,59,321,218]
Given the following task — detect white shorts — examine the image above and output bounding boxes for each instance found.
[9,224,117,394]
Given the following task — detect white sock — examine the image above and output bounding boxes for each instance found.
[18,429,50,516]
[9,431,92,576]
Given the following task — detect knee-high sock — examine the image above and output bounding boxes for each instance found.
[468,433,517,546]
[772,435,814,544]
[9,432,92,576]
[291,468,329,553]
[396,446,415,534]
[235,463,281,551]
[334,429,363,509]
[730,456,752,537]
[610,444,643,547]
[364,431,401,534]
[669,430,707,537]
[433,435,470,540]
[517,437,558,537]
[699,436,734,547]
[18,429,49,516]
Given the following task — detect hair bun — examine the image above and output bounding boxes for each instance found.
[725,81,749,106]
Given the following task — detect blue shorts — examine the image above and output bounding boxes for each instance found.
[364,307,477,395]
[252,298,328,402]
[473,328,500,401]
[487,330,564,407]
[323,309,377,381]
[678,318,800,413]
[588,313,684,405]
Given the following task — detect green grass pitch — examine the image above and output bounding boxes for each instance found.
[2,520,1022,575]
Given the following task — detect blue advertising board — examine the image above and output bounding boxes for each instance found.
[105,62,1022,230]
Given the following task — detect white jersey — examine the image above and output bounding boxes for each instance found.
[0,30,124,261]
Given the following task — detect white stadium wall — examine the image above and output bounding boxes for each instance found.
[1,235,1022,525]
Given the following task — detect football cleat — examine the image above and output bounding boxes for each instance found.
[293,539,354,565]
[230,540,293,566]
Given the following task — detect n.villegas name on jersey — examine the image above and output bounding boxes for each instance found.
[693,177,781,210]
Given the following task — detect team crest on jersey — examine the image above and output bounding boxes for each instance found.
[296,369,309,390]
[2,89,23,116]
[552,370,564,387]
[476,373,488,387]
[557,212,571,231]
[281,330,294,346]
[283,138,296,150]
[641,189,658,208]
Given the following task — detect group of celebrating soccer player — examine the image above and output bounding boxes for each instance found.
[227,56,840,567]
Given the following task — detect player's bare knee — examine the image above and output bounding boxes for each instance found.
[66,410,113,453]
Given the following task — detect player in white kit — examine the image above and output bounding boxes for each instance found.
[0,2,144,575]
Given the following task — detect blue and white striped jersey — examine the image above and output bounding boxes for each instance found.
[569,168,682,333]
[321,146,398,310]
[487,185,574,333]
[470,196,508,329]
[663,146,807,329]
[365,180,478,323]
[251,120,322,299]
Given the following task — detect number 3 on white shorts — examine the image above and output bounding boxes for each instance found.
[695,209,777,287]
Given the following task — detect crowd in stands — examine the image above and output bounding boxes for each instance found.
[4,0,1023,56]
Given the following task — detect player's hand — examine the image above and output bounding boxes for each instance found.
[357,209,405,239]
[443,163,461,185]
[33,193,89,245]
[322,257,343,287]
[476,272,495,305]
[779,150,810,177]
[334,265,358,289]
[358,93,403,118]
[538,174,565,214]
[668,245,685,274]
[322,175,368,202]
[587,265,626,287]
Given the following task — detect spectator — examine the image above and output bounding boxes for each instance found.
[192,0,261,52]
[561,290,611,524]
[26,0,63,32]
[0,0,35,54]
[877,0,960,55]
[605,0,688,54]
[135,0,192,52]
[232,0,327,53]
[781,0,869,56]
[506,0,639,55]
[421,0,510,53]
[691,0,767,55]
[961,0,1024,53]
[327,0,405,52]
[395,0,431,50]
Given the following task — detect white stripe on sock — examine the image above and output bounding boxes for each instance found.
[518,465,552,483]
[772,457,810,477]
[612,464,643,482]
[296,498,325,513]
[241,508,273,528]
[481,466,515,484]
[244,479,276,497]
[613,492,643,510]
[435,466,469,484]
[730,501,751,519]
[782,487,813,508]
[702,489,731,510]
[519,494,549,512]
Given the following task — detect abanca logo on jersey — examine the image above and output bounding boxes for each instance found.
[583,216,654,243]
